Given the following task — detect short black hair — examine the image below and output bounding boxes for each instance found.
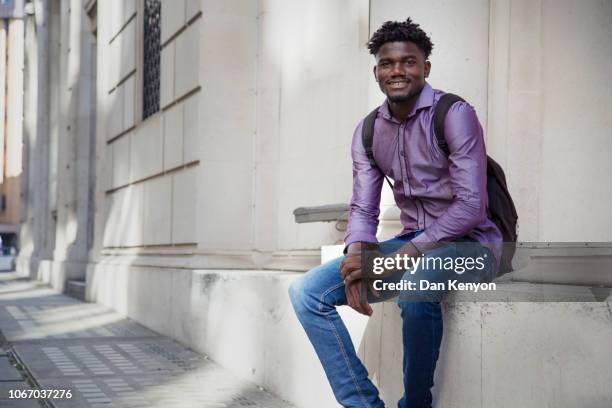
[367,17,434,59]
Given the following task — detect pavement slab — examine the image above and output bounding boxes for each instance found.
[0,303,161,343]
[0,378,40,407]
[0,399,43,407]
[0,356,23,381]
[0,277,77,307]
[0,380,32,397]
[13,339,205,378]
[35,367,291,408]
[0,272,294,408]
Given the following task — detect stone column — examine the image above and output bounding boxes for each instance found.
[45,0,97,288]
[0,21,5,185]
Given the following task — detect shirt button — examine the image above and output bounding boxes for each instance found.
[400,151,405,156]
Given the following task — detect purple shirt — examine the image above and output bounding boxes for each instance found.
[344,82,503,262]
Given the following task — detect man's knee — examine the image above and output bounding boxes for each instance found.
[288,278,304,311]
[288,274,321,316]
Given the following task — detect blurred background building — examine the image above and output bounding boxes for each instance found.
[4,0,612,407]
[0,0,24,261]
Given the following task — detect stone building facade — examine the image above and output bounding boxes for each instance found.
[0,8,24,249]
[13,1,612,407]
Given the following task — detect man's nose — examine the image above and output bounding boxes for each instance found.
[390,61,405,76]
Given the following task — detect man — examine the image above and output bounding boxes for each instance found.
[288,18,502,408]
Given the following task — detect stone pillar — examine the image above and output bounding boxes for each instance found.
[6,19,24,184]
[33,0,52,260]
[0,21,5,185]
[22,0,95,289]
[6,18,24,260]
[19,0,51,278]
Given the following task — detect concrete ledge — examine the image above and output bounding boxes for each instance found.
[88,250,319,272]
[86,260,612,408]
[511,244,612,286]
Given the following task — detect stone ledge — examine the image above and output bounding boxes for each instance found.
[86,264,612,408]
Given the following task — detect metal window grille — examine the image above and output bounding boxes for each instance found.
[143,0,161,119]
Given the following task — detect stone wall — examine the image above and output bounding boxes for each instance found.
[101,0,200,250]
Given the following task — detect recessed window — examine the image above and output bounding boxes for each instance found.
[143,0,161,119]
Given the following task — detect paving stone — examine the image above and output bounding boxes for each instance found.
[0,293,78,306]
[0,278,77,307]
[36,370,293,408]
[0,304,160,343]
[0,357,23,381]
[0,399,43,408]
[0,274,294,408]
[13,339,204,379]
[0,380,32,398]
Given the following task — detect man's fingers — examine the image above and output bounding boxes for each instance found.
[343,268,364,284]
[359,281,373,316]
[350,286,365,314]
[340,257,361,280]
[359,297,372,316]
[345,282,357,307]
[345,282,370,316]
[347,290,362,314]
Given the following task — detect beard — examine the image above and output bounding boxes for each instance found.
[385,82,424,104]
[387,93,414,103]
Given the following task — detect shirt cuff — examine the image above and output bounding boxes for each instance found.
[410,230,441,254]
[343,231,378,254]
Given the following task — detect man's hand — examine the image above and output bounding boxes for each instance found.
[341,242,380,316]
[340,242,364,282]
[345,279,373,316]
[344,241,423,284]
[340,241,382,282]
[342,246,386,284]
[340,252,361,282]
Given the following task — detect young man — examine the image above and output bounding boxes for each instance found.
[288,18,502,408]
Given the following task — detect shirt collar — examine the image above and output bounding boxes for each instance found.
[379,82,435,123]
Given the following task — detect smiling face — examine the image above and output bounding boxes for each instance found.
[373,41,431,104]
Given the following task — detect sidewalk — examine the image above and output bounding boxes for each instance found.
[0,271,294,408]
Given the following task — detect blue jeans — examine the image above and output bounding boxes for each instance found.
[288,232,496,408]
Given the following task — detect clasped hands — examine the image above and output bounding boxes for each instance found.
[340,241,420,316]
[339,242,393,316]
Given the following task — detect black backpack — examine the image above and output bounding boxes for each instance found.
[361,93,518,276]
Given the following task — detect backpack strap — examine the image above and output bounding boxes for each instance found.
[362,108,379,167]
[361,107,394,190]
[433,93,465,156]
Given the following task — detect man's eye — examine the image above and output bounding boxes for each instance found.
[405,60,416,66]
[380,62,390,67]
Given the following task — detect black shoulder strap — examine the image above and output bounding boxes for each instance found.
[362,108,379,167]
[361,108,393,190]
[433,93,465,156]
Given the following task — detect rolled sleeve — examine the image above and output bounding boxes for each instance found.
[343,119,384,253]
[411,102,488,253]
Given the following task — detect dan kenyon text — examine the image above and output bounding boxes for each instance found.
[372,279,496,292]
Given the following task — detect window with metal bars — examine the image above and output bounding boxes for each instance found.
[143,0,161,119]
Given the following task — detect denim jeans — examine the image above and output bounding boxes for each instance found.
[288,232,496,408]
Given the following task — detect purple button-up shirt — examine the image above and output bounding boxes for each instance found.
[345,82,503,262]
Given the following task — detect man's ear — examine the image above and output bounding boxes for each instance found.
[424,60,431,78]
[373,65,379,82]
